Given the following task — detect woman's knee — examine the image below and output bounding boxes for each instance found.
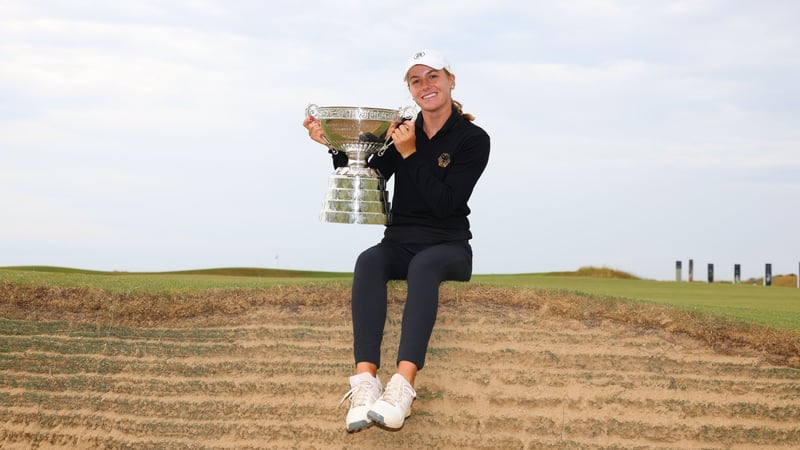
[354,245,395,279]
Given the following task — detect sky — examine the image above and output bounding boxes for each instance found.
[1,0,798,281]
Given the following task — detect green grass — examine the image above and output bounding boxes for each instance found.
[2,265,800,330]
[0,266,350,291]
[473,274,800,330]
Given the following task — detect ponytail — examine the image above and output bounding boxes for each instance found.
[453,100,475,121]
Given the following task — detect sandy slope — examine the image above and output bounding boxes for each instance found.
[1,296,799,449]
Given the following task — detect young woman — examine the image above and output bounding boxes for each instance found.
[303,49,490,432]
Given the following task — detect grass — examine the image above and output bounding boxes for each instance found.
[1,265,800,368]
[0,266,350,292]
[0,268,796,351]
[474,271,800,330]
[2,265,799,330]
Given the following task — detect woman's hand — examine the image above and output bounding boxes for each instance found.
[390,120,416,159]
[303,116,330,147]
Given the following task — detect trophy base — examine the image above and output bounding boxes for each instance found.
[320,173,391,225]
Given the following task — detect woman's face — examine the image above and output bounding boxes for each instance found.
[406,65,455,113]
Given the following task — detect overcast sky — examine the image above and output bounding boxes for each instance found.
[1,1,798,281]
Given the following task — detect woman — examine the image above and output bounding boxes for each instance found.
[303,49,490,432]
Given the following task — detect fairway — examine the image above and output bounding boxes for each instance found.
[474,274,800,330]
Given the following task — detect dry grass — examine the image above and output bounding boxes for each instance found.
[545,266,641,279]
[1,280,798,367]
[743,274,799,288]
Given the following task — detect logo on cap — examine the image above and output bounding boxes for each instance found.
[413,52,425,60]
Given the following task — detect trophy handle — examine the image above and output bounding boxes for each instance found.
[398,105,417,121]
[305,103,319,119]
[305,103,336,153]
[377,105,418,157]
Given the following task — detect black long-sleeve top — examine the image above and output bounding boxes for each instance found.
[332,104,490,244]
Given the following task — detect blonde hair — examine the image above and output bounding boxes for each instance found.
[453,99,475,122]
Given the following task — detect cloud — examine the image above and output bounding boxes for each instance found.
[1,0,798,279]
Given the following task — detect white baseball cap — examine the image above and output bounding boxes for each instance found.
[403,49,451,81]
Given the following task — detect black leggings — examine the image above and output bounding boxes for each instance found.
[351,240,472,371]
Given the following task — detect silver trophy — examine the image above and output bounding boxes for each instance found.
[307,104,415,225]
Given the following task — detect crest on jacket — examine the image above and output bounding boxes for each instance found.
[437,153,451,168]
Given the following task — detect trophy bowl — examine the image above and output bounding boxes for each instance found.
[307,104,414,225]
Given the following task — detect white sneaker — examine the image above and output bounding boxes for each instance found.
[339,372,383,432]
[367,373,416,429]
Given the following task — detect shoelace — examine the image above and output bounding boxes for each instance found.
[339,381,378,408]
[381,377,413,407]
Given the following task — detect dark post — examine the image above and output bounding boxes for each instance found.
[675,261,682,282]
[708,263,714,283]
[734,264,741,284]
[765,263,772,286]
[689,259,694,282]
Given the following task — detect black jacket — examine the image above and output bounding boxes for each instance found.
[334,105,490,244]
